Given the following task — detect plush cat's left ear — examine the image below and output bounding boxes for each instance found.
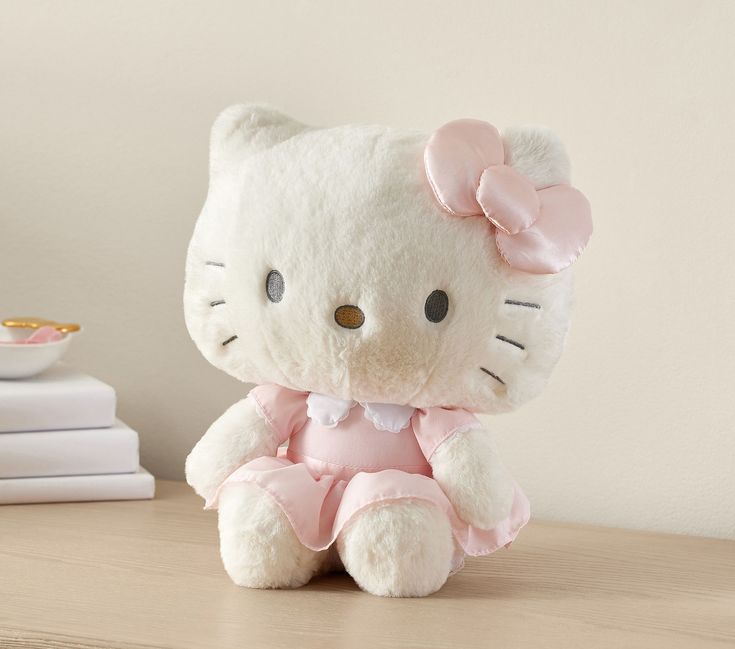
[425,120,591,274]
[501,125,571,189]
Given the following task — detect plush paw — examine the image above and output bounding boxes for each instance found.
[185,397,276,502]
[431,427,515,529]
[185,447,224,503]
[218,482,327,588]
[337,500,454,597]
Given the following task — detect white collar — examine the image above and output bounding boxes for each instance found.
[306,392,415,433]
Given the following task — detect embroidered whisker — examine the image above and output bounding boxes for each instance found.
[496,335,525,350]
[221,335,238,346]
[205,261,225,267]
[480,367,505,385]
[210,300,226,307]
[504,299,540,309]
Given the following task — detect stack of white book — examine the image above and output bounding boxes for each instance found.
[0,365,155,504]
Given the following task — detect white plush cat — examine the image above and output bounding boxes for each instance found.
[184,105,591,597]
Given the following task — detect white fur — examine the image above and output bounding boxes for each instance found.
[184,105,580,596]
[185,397,275,502]
[218,482,327,588]
[184,104,574,413]
[502,125,571,189]
[337,500,454,597]
[431,427,515,529]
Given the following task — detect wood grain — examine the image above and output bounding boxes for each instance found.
[0,480,733,649]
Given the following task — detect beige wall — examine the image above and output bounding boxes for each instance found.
[2,0,733,538]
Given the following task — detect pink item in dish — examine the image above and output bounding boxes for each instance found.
[0,326,63,344]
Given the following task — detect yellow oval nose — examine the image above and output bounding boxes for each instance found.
[334,305,365,330]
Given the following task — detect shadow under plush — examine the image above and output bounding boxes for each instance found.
[183,105,591,597]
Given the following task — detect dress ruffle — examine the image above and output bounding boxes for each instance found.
[206,385,530,574]
[206,452,530,573]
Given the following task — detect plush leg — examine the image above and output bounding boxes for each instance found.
[217,482,326,589]
[337,500,454,597]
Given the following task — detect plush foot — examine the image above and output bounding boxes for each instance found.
[337,500,454,597]
[217,482,326,589]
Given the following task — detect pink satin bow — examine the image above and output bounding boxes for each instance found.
[424,119,592,274]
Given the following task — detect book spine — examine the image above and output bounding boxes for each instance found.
[0,422,139,478]
[0,385,116,433]
[0,468,155,504]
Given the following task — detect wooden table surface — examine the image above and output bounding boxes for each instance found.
[1,480,733,649]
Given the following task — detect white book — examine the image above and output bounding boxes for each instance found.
[0,466,155,504]
[0,419,139,478]
[0,364,116,433]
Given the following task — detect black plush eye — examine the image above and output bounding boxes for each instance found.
[265,270,285,303]
[424,290,449,323]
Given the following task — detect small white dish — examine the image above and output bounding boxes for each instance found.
[0,327,76,379]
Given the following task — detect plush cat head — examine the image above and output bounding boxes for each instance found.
[184,105,591,413]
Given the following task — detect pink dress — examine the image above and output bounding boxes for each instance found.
[207,384,530,572]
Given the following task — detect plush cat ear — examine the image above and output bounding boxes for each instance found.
[502,125,571,189]
[209,104,309,179]
[185,105,308,378]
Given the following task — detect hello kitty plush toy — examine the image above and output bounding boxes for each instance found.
[184,105,591,597]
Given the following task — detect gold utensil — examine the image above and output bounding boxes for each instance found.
[2,317,81,334]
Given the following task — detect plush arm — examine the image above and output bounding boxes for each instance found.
[185,397,277,502]
[430,427,516,529]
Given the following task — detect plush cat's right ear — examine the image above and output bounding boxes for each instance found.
[209,104,309,179]
[185,105,310,379]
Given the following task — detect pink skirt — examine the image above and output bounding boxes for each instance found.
[206,453,530,573]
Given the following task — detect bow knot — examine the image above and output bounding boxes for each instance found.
[424,119,592,274]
